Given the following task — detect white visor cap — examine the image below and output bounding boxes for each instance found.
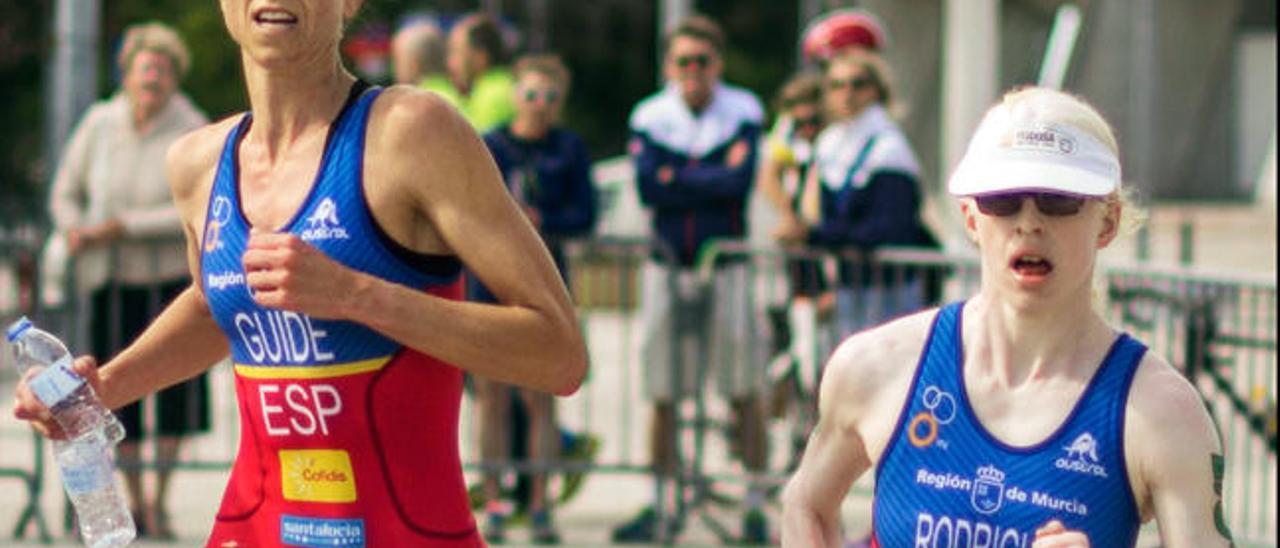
[948,109,1121,198]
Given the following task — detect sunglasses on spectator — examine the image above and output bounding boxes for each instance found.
[827,76,871,91]
[674,54,712,69]
[521,88,561,103]
[974,192,1093,217]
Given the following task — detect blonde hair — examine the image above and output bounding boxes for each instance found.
[117,21,190,79]
[513,53,571,92]
[996,86,1147,236]
[774,72,823,112]
[826,49,896,112]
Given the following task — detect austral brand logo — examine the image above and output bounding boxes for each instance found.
[301,198,350,242]
[908,385,957,449]
[1055,432,1108,478]
[203,196,234,253]
[970,464,1006,515]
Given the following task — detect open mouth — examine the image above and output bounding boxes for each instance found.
[253,8,298,27]
[1010,254,1053,277]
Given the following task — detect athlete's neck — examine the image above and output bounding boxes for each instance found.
[963,293,1116,386]
[241,56,356,164]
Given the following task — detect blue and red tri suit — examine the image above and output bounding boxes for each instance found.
[200,82,481,547]
[871,301,1144,547]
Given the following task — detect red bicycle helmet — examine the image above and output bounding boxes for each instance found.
[800,9,888,62]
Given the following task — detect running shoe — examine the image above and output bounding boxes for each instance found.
[557,431,600,504]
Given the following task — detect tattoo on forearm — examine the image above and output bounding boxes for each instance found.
[1212,453,1233,544]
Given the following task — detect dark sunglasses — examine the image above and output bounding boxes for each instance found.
[826,76,871,91]
[974,192,1092,217]
[674,54,712,69]
[793,115,822,128]
[521,88,561,103]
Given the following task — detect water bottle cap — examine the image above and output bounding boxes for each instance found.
[5,316,32,342]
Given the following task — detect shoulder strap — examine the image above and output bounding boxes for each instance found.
[839,133,880,190]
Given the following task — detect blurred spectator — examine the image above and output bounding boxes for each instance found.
[46,21,209,540]
[613,14,769,544]
[473,53,598,544]
[390,15,452,95]
[442,12,598,528]
[444,12,516,132]
[758,73,832,470]
[774,50,939,341]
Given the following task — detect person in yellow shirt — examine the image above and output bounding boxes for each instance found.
[444,12,515,132]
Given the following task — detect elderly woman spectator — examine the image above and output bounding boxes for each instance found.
[47,20,208,540]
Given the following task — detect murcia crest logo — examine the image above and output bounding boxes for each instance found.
[1055,432,1108,478]
[970,464,1005,515]
[300,198,349,242]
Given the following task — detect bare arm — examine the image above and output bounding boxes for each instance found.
[14,121,233,436]
[782,339,879,547]
[1128,357,1234,547]
[242,89,587,395]
[758,141,793,214]
[96,122,233,407]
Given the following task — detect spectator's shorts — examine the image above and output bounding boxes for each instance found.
[638,261,765,401]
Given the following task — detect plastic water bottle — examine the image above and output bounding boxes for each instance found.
[6,316,135,547]
[53,430,136,548]
[5,317,124,441]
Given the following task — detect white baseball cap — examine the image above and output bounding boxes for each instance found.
[948,108,1121,198]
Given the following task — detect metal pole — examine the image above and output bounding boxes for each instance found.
[1128,0,1155,197]
[526,0,550,52]
[1037,3,1082,90]
[46,0,101,187]
[940,0,998,248]
[657,0,693,84]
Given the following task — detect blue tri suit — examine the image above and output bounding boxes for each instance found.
[872,301,1144,547]
[200,81,482,547]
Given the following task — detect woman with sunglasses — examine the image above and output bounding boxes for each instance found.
[14,1,587,545]
[473,53,597,544]
[759,73,835,470]
[782,87,1233,547]
[774,49,940,343]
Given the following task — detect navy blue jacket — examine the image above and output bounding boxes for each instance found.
[629,83,763,266]
[470,125,597,303]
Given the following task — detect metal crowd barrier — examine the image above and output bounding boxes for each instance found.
[0,227,52,542]
[1105,265,1276,544]
[4,229,1275,545]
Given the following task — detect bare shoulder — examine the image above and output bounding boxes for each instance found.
[367,85,476,157]
[1125,351,1222,493]
[821,308,939,429]
[1126,352,1218,446]
[363,85,488,199]
[166,115,242,215]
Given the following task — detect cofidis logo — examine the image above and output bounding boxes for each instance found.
[280,449,357,503]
